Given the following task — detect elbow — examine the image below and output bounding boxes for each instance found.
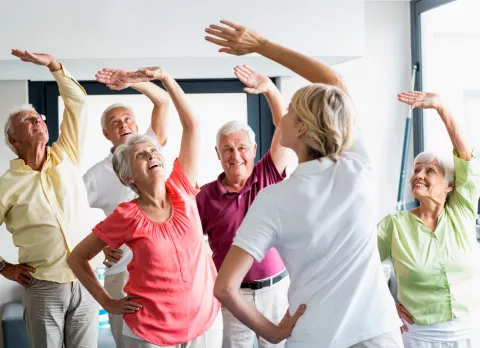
[213,279,236,305]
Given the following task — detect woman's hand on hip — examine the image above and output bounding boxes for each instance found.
[104,295,142,314]
[270,304,307,343]
[396,303,414,333]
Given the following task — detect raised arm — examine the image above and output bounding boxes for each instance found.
[398,92,473,161]
[96,68,170,146]
[107,67,199,185]
[234,65,288,173]
[12,49,87,165]
[204,21,346,93]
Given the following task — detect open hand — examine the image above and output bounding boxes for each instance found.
[398,91,443,110]
[396,303,414,333]
[270,304,306,343]
[102,246,123,268]
[205,20,267,56]
[234,65,274,94]
[1,263,36,287]
[103,295,142,314]
[11,49,56,67]
[96,68,131,91]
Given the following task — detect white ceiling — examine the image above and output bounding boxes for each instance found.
[0,0,366,80]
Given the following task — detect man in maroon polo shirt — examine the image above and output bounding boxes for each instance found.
[196,65,289,348]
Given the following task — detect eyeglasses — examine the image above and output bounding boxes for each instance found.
[20,114,46,124]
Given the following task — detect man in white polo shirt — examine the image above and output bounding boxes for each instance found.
[82,68,169,348]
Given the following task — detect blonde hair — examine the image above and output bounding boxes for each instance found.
[290,83,355,162]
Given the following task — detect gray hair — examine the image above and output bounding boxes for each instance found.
[101,103,136,130]
[414,151,455,185]
[4,104,37,155]
[216,121,256,149]
[112,134,160,195]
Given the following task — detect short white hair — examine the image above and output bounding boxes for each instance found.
[414,151,455,185]
[101,103,136,130]
[216,121,256,149]
[4,104,37,155]
[112,134,160,195]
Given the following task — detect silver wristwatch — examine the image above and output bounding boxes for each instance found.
[0,260,6,272]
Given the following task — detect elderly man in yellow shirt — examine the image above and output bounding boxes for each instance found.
[0,50,98,348]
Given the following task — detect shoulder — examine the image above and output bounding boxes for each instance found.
[197,179,219,201]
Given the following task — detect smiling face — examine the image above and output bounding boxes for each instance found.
[102,107,139,149]
[216,130,256,184]
[127,141,165,192]
[410,160,453,202]
[8,111,49,151]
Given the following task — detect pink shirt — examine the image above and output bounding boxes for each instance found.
[93,160,220,346]
[196,152,286,282]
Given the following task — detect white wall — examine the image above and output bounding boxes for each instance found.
[0,81,28,346]
[279,1,413,221]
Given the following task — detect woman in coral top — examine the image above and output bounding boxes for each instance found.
[68,66,222,348]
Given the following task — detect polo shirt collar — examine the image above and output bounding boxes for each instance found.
[216,170,259,196]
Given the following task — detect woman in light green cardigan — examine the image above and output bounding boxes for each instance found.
[378,91,480,348]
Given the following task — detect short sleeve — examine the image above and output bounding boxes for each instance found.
[255,151,286,188]
[168,159,199,197]
[93,202,138,249]
[449,150,479,218]
[233,189,280,262]
[377,214,394,262]
[82,169,98,208]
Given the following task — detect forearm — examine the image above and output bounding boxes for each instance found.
[131,82,169,145]
[67,255,110,307]
[161,75,198,130]
[217,289,284,343]
[437,104,472,161]
[131,82,169,107]
[47,59,61,72]
[264,86,286,127]
[257,41,345,92]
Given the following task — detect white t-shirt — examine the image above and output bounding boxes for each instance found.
[83,126,166,275]
[233,131,402,348]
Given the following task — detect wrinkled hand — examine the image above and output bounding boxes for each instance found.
[105,67,168,84]
[96,68,131,91]
[398,91,443,111]
[1,263,36,287]
[102,246,123,268]
[11,49,56,67]
[270,304,306,343]
[234,65,274,94]
[103,295,142,314]
[205,20,267,56]
[396,303,414,333]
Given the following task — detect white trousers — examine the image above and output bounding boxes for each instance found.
[350,329,404,347]
[402,335,479,348]
[222,275,290,348]
[123,312,223,348]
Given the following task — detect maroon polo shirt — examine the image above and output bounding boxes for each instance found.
[196,151,286,282]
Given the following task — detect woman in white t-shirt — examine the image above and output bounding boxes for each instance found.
[206,20,403,348]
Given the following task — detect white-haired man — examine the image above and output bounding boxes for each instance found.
[196,65,290,348]
[82,68,169,348]
[0,49,98,347]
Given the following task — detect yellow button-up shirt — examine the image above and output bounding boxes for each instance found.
[0,66,89,283]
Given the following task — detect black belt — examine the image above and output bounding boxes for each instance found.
[240,269,288,290]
